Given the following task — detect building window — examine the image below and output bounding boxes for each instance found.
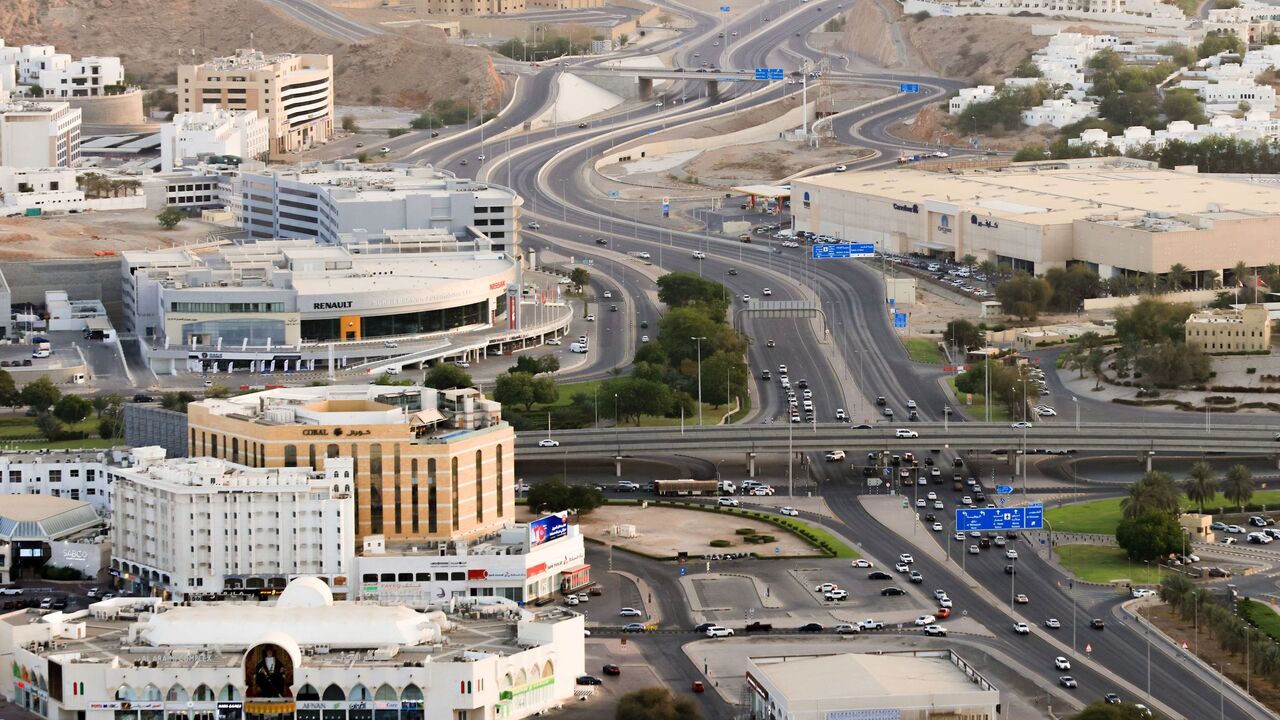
[284,444,297,468]
[410,458,420,533]
[394,444,403,534]
[231,437,239,464]
[259,443,265,467]
[211,434,219,458]
[451,457,460,531]
[496,444,504,518]
[428,458,438,534]
[309,444,317,470]
[475,449,484,522]
[370,443,383,534]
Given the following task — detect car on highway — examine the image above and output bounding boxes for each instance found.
[1013,622,1030,635]
[858,619,885,630]
[931,522,943,532]
[762,287,772,296]
[899,553,914,563]
[640,335,650,343]
[1045,618,1061,629]
[1090,618,1105,630]
[1054,656,1071,671]
[851,559,873,568]
[1011,421,1033,429]
[880,587,906,597]
[938,596,952,608]
[622,623,646,633]
[619,607,642,617]
[379,146,390,153]
[1005,549,1019,560]
[895,428,919,438]
[914,615,936,626]
[1036,406,1057,416]
[924,625,946,637]
[1015,594,1030,604]
[893,562,910,573]
[717,497,740,507]
[908,571,923,584]
[576,675,603,685]
[537,439,559,447]
[835,164,847,172]
[933,500,945,510]
[1104,693,1122,705]
[953,531,965,541]
[867,571,892,580]
[1059,676,1078,689]
[692,250,706,259]
[835,623,860,634]
[798,623,824,632]
[706,626,734,637]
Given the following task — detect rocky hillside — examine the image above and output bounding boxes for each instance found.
[0,0,503,110]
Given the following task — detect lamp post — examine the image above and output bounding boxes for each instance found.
[1072,396,1079,432]
[1217,662,1228,720]
[692,336,707,426]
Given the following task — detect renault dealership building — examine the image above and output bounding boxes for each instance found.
[793,158,1280,285]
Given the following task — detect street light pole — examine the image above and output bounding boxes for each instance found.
[692,336,707,426]
[1072,396,1079,432]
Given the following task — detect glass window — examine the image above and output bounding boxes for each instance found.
[284,445,297,468]
[428,458,438,534]
[496,444,504,518]
[369,444,383,534]
[475,449,483,522]
[410,458,419,534]
[451,457,460,531]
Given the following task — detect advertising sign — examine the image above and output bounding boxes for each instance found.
[529,512,569,547]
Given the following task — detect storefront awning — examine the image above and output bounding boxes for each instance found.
[560,564,590,576]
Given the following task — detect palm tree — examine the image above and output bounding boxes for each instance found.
[978,260,998,278]
[1184,461,1218,513]
[1202,269,1220,290]
[1166,263,1189,291]
[1232,260,1250,289]
[1121,470,1180,519]
[1223,464,1254,511]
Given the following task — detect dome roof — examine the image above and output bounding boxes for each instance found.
[276,577,333,609]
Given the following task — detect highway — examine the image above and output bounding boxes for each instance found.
[258,0,380,42]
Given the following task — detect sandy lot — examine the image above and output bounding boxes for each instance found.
[0,210,227,261]
[682,140,875,183]
[573,505,820,558]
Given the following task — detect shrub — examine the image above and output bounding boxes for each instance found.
[1247,367,1257,374]
[709,539,732,548]
[735,528,756,536]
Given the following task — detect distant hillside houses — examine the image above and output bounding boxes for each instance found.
[1070,112,1280,153]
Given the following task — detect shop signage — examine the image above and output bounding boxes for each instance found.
[312,301,354,310]
[90,702,123,710]
[301,428,371,437]
[217,701,244,710]
[970,215,999,229]
[373,701,401,710]
[489,281,506,290]
[892,203,919,213]
[936,215,953,234]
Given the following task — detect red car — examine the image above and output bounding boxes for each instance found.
[936,607,952,619]
[691,681,705,693]
[603,664,621,676]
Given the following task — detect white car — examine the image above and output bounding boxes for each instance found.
[1014,622,1030,635]
[923,625,947,637]
[526,221,541,230]
[762,288,772,296]
[953,532,965,541]
[931,522,943,532]
[546,338,562,346]
[585,315,595,322]
[895,428,919,438]
[1006,549,1019,560]
[899,553,914,564]
[1011,421,1033,429]
[961,496,973,506]
[602,290,613,299]
[914,615,936,626]
[851,559,873,568]
[717,497,740,507]
[933,500,944,510]
[835,164,847,172]
[619,607,642,617]
[938,596,953,608]
[706,625,734,637]
[692,251,707,259]
[1036,406,1057,416]
[927,492,937,501]
[825,589,849,601]
[454,360,471,368]
[894,562,910,573]
[815,582,840,593]
[1054,657,1071,671]
[780,506,800,516]
[538,439,559,447]
[641,335,650,343]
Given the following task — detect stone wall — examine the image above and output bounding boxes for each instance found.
[67,89,145,128]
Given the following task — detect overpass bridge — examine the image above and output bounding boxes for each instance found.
[514,422,1280,476]
[570,67,781,99]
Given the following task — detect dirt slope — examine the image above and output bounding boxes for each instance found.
[0,0,502,110]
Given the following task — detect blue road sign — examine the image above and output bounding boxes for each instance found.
[894,312,908,329]
[680,566,687,576]
[754,68,769,80]
[768,68,785,81]
[608,190,620,199]
[883,467,891,477]
[899,82,920,93]
[720,4,731,10]
[754,68,785,81]
[812,243,875,259]
[955,503,1044,531]
[995,484,1014,494]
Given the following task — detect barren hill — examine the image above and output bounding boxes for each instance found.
[0,0,503,110]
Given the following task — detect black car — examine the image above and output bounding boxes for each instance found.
[953,458,964,468]
[1104,693,1122,705]
[924,513,936,522]
[745,621,773,632]
[728,268,738,275]
[881,587,906,597]
[798,623,823,632]
[854,424,873,429]
[596,238,608,245]
[1090,618,1106,630]
[797,379,809,389]
[868,571,892,580]
[1005,564,1017,575]
[132,394,153,403]
[694,622,717,633]
[875,396,887,406]
[576,675,603,686]
[640,320,649,328]
[603,664,621,676]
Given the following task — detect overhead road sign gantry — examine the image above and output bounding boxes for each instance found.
[811,243,874,259]
[955,503,1043,531]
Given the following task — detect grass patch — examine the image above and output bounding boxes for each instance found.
[528,378,743,427]
[5,438,116,450]
[1050,490,1280,535]
[654,501,860,559]
[1055,544,1166,584]
[0,415,100,440]
[947,376,1013,423]
[902,338,944,364]
[1240,599,1280,644]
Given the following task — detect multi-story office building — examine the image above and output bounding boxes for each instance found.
[186,384,516,544]
[109,447,355,600]
[0,448,130,510]
[236,161,520,249]
[178,49,333,156]
[0,99,81,167]
[161,104,270,171]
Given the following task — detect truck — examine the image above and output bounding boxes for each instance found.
[654,479,718,496]
[857,619,885,631]
[717,480,736,494]
[32,339,51,359]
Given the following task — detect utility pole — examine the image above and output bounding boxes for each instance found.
[692,336,707,426]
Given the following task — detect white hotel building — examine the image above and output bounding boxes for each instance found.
[109,448,356,600]
[161,105,270,171]
[0,98,81,167]
[6,578,586,720]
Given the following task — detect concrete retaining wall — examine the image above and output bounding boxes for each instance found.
[1082,288,1219,312]
[67,89,144,127]
[0,257,123,323]
[124,404,188,459]
[595,98,808,167]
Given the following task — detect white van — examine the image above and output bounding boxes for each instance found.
[570,342,589,354]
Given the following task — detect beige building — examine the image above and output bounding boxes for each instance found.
[793,158,1280,286]
[186,384,515,544]
[177,49,333,156]
[1185,304,1273,353]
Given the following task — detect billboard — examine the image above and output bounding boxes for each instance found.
[244,643,294,699]
[529,512,569,547]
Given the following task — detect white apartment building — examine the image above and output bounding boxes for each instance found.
[949,85,995,114]
[0,448,131,510]
[1072,112,1280,152]
[0,43,125,98]
[236,160,521,250]
[160,104,270,171]
[1206,0,1280,42]
[178,49,334,156]
[110,447,356,600]
[1201,78,1276,113]
[1021,98,1097,128]
[0,99,81,167]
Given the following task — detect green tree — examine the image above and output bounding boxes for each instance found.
[1116,509,1184,562]
[656,272,731,318]
[493,371,555,411]
[995,271,1053,320]
[699,350,748,407]
[97,401,125,441]
[0,367,18,407]
[35,412,64,441]
[570,267,590,288]
[633,342,669,367]
[156,205,185,230]
[1114,297,1195,344]
[1157,42,1197,67]
[1120,470,1180,519]
[943,319,983,350]
[1089,48,1124,74]
[566,484,605,516]
[616,687,702,720]
[52,394,91,424]
[1224,464,1254,511]
[424,364,473,390]
[1043,264,1101,312]
[657,307,727,367]
[204,384,232,398]
[1166,263,1191,290]
[1135,338,1211,386]
[1013,59,1042,78]
[1013,144,1048,162]
[341,115,358,132]
[159,391,197,413]
[1162,88,1207,125]
[1184,461,1218,513]
[19,376,61,413]
[603,376,674,425]
[1198,31,1245,60]
[526,479,571,514]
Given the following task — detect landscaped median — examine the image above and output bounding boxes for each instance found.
[1055,544,1165,585]
[1047,491,1280,536]
[902,338,944,364]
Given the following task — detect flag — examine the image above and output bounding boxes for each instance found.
[1259,277,1269,287]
